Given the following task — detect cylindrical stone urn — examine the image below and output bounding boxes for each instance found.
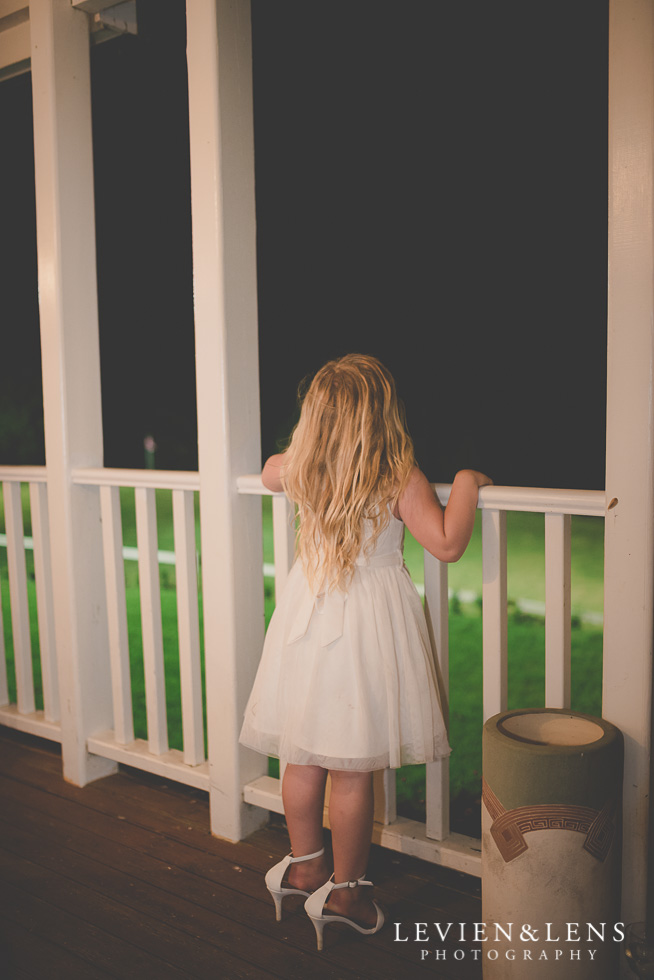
[481,708,623,979]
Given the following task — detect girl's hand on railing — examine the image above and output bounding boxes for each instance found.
[455,469,494,489]
[261,453,286,493]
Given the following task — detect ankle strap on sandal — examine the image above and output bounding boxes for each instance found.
[265,847,326,895]
[288,847,325,863]
[305,873,374,920]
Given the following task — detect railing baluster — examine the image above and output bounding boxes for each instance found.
[424,551,450,840]
[0,487,7,707]
[135,486,168,755]
[545,512,572,708]
[3,482,34,715]
[272,494,295,794]
[373,769,397,825]
[173,489,205,766]
[29,482,59,722]
[272,494,295,599]
[100,485,133,745]
[482,509,508,722]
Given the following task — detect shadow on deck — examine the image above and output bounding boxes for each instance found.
[0,727,481,980]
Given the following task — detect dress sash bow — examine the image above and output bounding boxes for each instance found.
[287,551,405,647]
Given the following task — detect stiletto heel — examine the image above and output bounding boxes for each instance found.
[310,914,327,951]
[264,847,326,921]
[304,874,384,951]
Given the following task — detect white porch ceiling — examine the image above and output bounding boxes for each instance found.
[0,0,136,82]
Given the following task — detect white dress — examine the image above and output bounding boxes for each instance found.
[239,506,451,771]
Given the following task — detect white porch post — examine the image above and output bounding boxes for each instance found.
[29,0,116,783]
[186,0,267,840]
[604,0,654,946]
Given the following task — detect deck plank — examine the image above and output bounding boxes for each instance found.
[0,728,482,979]
[0,877,190,980]
[0,897,115,980]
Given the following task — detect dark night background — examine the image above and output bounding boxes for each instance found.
[0,0,608,489]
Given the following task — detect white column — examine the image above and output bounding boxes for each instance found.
[30,0,115,784]
[603,0,654,946]
[186,0,267,840]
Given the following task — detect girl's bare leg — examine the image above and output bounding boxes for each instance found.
[326,769,378,926]
[281,763,330,890]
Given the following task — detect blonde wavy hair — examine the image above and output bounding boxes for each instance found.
[281,354,416,594]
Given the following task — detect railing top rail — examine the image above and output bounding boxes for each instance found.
[0,465,48,483]
[237,475,606,518]
[436,484,605,517]
[237,474,275,495]
[0,467,605,517]
[72,467,200,492]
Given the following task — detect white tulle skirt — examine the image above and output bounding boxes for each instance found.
[239,547,451,771]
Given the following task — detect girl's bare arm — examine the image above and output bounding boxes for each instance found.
[261,452,286,492]
[398,466,492,563]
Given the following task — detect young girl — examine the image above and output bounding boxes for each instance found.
[239,354,492,950]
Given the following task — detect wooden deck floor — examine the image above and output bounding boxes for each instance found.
[0,727,482,980]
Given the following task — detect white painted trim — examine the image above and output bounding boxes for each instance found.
[100,484,133,745]
[424,552,450,841]
[0,466,47,484]
[72,466,200,491]
[172,488,205,767]
[271,494,295,600]
[0,16,28,75]
[3,480,34,715]
[0,703,61,741]
[482,509,508,722]
[0,1,29,18]
[373,768,397,826]
[0,552,6,708]
[235,476,278,495]
[604,0,654,941]
[29,481,59,723]
[238,475,606,517]
[87,730,210,790]
[0,2,138,81]
[91,0,136,36]
[30,0,115,786]
[243,774,285,813]
[135,486,168,756]
[373,818,481,877]
[186,0,267,842]
[70,0,129,12]
[544,512,572,708]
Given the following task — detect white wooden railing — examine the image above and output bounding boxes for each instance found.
[0,464,209,789]
[237,476,605,876]
[0,466,59,740]
[0,464,605,877]
[75,467,207,786]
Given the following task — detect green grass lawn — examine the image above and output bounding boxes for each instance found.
[401,509,604,617]
[1,487,604,836]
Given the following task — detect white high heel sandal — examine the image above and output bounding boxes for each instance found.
[264,847,326,922]
[304,874,385,951]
